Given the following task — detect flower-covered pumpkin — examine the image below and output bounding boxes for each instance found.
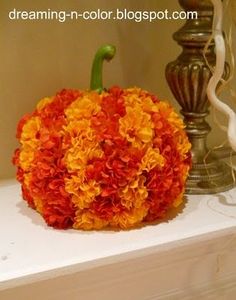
[13,45,191,230]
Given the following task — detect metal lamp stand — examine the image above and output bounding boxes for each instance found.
[165,0,235,194]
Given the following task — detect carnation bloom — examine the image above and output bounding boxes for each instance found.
[13,45,191,230]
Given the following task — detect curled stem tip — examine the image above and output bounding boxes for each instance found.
[90,44,116,93]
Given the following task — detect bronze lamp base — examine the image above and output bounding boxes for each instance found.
[165,0,235,194]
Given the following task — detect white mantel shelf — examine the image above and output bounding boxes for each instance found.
[1,180,236,300]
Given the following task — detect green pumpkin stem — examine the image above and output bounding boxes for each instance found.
[90,45,116,93]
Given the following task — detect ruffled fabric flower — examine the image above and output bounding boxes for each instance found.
[13,86,191,230]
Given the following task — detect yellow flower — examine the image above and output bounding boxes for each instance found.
[34,197,44,213]
[64,119,91,138]
[65,92,101,121]
[176,133,192,159]
[119,176,148,209]
[111,205,148,229]
[19,116,41,171]
[24,172,31,188]
[36,97,53,111]
[21,116,41,142]
[123,88,159,113]
[73,211,108,230]
[158,102,185,131]
[141,97,160,113]
[123,88,143,106]
[65,174,85,194]
[115,175,149,228]
[65,175,101,209]
[139,148,165,173]
[63,120,103,171]
[19,148,35,171]
[119,105,154,148]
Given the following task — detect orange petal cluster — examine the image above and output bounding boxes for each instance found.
[13,87,191,230]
